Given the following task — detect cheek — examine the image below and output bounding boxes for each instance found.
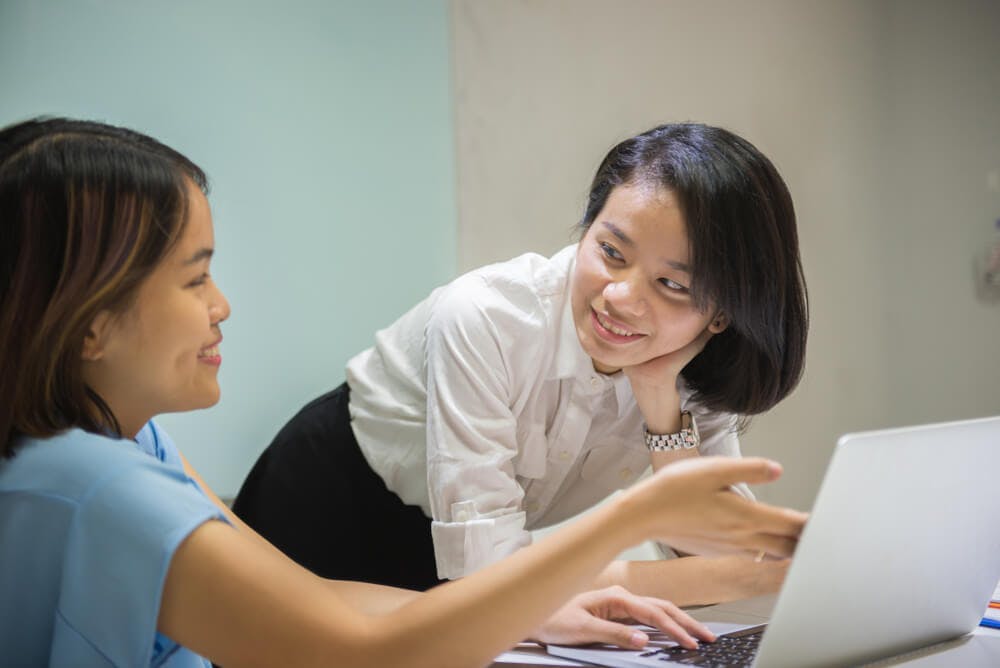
[652,307,711,344]
[573,255,608,300]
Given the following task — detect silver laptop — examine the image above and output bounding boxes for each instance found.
[549,415,1000,667]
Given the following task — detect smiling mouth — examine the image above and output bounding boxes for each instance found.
[197,345,220,358]
[592,309,644,339]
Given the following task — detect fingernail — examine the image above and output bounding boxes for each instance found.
[630,631,648,647]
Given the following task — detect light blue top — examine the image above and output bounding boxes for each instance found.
[0,421,227,667]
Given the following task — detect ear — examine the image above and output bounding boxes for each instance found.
[81,311,115,362]
[708,312,730,334]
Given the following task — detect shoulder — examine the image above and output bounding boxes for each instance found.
[1,425,197,511]
[429,246,576,340]
[1,429,154,501]
[678,380,739,435]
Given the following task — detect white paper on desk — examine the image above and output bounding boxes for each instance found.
[493,647,582,665]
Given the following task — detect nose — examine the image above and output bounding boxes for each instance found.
[209,283,231,325]
[603,273,646,318]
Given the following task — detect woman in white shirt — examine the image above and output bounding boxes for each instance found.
[234,122,809,605]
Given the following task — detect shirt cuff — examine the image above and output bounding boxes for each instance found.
[431,510,530,579]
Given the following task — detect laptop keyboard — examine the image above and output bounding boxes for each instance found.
[639,624,766,667]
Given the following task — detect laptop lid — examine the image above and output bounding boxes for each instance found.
[547,415,1000,668]
[753,415,1000,667]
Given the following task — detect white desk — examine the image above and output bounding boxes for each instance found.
[492,595,1000,666]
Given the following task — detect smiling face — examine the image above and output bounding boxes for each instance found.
[571,183,724,375]
[81,180,230,437]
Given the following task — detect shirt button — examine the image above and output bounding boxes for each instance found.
[620,467,633,480]
[590,377,600,389]
[455,510,470,522]
[558,450,571,461]
[527,502,541,513]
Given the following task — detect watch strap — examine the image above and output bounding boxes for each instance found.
[644,411,699,451]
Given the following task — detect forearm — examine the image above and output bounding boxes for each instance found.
[168,451,797,668]
[183,451,621,666]
[325,579,421,615]
[371,495,644,668]
[594,555,788,607]
[162,509,637,668]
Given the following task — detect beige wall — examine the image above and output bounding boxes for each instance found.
[450,0,1000,521]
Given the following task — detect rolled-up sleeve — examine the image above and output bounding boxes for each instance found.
[424,278,542,579]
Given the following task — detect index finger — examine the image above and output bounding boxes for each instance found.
[613,597,700,650]
[683,456,784,489]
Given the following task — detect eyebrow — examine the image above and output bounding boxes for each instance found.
[600,221,691,273]
[183,248,214,265]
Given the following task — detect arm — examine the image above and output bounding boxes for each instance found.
[623,329,714,475]
[592,555,790,607]
[181,454,421,615]
[160,456,805,668]
[423,280,546,578]
[622,328,760,564]
[183,454,714,648]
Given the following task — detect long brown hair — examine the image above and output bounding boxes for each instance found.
[0,118,208,456]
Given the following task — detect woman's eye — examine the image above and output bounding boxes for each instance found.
[188,273,209,288]
[599,242,623,261]
[659,277,688,293]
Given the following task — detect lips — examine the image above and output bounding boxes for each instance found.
[197,336,223,366]
[590,308,645,343]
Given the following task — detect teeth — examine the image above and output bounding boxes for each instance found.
[198,346,219,357]
[597,313,638,337]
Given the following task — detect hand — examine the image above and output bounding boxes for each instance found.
[660,489,759,558]
[529,586,715,650]
[623,329,713,432]
[622,456,808,559]
[622,328,714,396]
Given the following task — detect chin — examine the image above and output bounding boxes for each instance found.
[585,348,627,374]
[191,386,222,410]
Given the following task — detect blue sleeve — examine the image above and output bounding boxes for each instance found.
[49,452,227,667]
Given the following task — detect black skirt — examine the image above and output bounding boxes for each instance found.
[233,382,446,591]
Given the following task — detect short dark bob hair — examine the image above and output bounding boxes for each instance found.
[0,117,207,456]
[580,123,808,418]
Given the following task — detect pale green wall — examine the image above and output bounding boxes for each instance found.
[0,0,456,495]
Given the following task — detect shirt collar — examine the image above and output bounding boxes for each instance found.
[551,249,592,380]
[610,373,634,418]
[550,259,634,418]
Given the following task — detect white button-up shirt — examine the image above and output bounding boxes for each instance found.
[347,245,745,579]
